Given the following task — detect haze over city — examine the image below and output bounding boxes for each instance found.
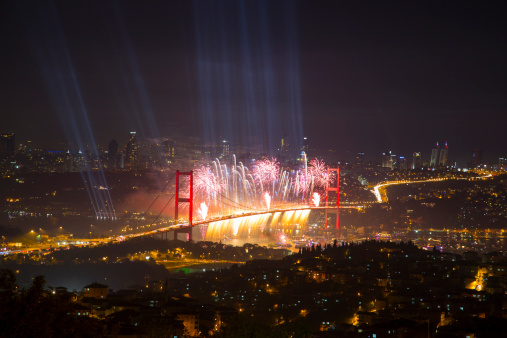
[2,1,506,163]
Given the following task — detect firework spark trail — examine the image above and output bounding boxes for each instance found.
[312,192,320,207]
[197,202,208,220]
[264,192,271,210]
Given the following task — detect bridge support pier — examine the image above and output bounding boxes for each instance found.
[325,167,340,232]
[173,227,192,241]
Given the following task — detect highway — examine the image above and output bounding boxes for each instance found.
[372,173,494,203]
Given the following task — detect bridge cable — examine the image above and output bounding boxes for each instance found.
[127,172,176,232]
[143,172,177,216]
[151,191,176,226]
[150,171,188,226]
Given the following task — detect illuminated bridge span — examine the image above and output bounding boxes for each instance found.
[125,205,362,242]
[121,165,343,242]
[98,160,345,242]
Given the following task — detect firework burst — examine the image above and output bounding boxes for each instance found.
[189,156,332,219]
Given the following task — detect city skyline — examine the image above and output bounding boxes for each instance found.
[3,131,505,169]
[2,1,506,163]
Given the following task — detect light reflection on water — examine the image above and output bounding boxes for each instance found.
[204,210,311,242]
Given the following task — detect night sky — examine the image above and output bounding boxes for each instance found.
[1,1,506,164]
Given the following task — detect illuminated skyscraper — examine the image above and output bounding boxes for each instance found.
[302,136,309,153]
[280,136,289,161]
[472,149,483,167]
[439,141,448,167]
[412,152,422,170]
[430,142,439,168]
[108,139,118,169]
[126,132,139,167]
[382,151,393,169]
[356,152,365,164]
[0,133,15,156]
[162,139,176,163]
[398,156,408,170]
[220,139,230,158]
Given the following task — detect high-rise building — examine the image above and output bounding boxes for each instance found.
[356,152,365,164]
[162,139,176,164]
[301,137,309,154]
[66,150,74,172]
[108,139,118,169]
[472,149,483,167]
[0,133,15,156]
[412,152,422,170]
[398,156,408,170]
[430,142,439,168]
[439,141,448,167]
[117,152,125,169]
[220,139,230,158]
[126,132,139,167]
[382,151,393,169]
[280,136,289,162]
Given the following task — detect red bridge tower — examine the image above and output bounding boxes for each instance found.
[324,167,339,230]
[174,170,193,241]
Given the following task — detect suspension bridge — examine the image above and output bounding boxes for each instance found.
[125,168,344,242]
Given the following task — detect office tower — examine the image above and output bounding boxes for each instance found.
[75,150,85,172]
[398,156,408,170]
[412,152,422,170]
[430,142,439,168]
[280,136,289,162]
[472,149,483,167]
[0,133,15,156]
[439,141,448,167]
[220,139,230,158]
[66,150,74,172]
[126,132,139,167]
[382,151,393,169]
[117,152,125,169]
[108,140,118,169]
[161,139,176,165]
[301,136,309,154]
[356,152,365,164]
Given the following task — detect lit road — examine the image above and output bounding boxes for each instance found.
[157,258,245,271]
[372,173,494,203]
[4,204,362,255]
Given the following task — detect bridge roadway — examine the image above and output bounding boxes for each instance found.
[4,204,364,255]
[124,205,362,239]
